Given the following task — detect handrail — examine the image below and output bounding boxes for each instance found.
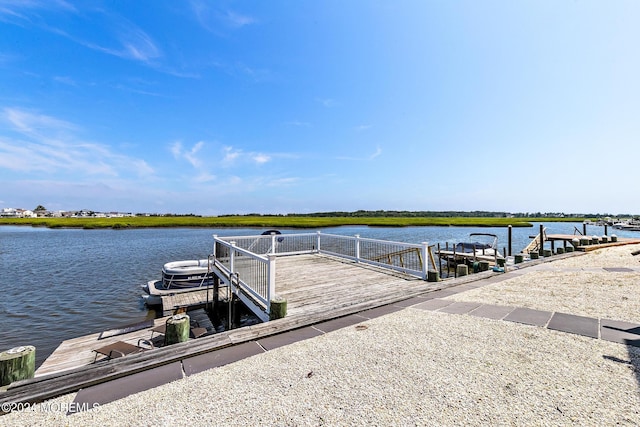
[215,231,429,279]
[212,232,429,321]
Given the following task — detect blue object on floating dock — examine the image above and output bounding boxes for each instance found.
[492,266,504,273]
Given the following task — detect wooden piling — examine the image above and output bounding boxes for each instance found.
[427,270,441,282]
[0,346,35,387]
[456,264,468,277]
[269,295,287,320]
[165,314,190,344]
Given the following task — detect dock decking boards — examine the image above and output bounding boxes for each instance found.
[32,254,437,378]
[3,254,526,406]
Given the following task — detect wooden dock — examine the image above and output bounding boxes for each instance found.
[33,254,430,378]
[544,234,640,252]
[36,309,215,377]
[160,288,226,316]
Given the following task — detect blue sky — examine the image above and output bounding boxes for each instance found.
[1,1,639,215]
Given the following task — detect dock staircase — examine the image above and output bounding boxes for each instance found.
[522,227,547,254]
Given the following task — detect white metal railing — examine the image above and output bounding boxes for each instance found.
[212,232,430,319]
[212,238,275,321]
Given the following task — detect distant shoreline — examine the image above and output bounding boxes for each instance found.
[0,216,590,229]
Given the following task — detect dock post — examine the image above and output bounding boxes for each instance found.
[269,295,287,320]
[0,346,35,386]
[211,275,220,324]
[604,224,608,236]
[539,224,544,253]
[267,254,277,304]
[456,264,468,277]
[421,242,429,280]
[166,314,190,345]
[508,225,512,256]
[583,222,587,236]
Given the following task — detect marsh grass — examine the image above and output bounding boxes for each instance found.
[0,216,587,229]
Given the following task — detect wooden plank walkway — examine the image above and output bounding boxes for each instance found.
[34,254,424,377]
[161,288,220,316]
[35,317,170,377]
[273,253,422,317]
[35,309,215,377]
[544,235,640,252]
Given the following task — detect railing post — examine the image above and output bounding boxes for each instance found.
[355,234,361,263]
[271,233,277,254]
[421,242,429,280]
[316,231,321,253]
[229,241,236,277]
[267,254,277,310]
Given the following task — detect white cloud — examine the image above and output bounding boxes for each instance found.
[285,121,312,127]
[170,141,183,158]
[190,1,256,32]
[171,140,206,168]
[252,154,270,164]
[193,172,216,183]
[225,10,256,28]
[317,98,338,108]
[69,21,161,64]
[336,146,383,161]
[222,146,241,164]
[369,146,382,160]
[0,107,154,178]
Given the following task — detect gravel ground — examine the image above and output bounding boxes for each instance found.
[447,243,640,323]
[3,244,640,426]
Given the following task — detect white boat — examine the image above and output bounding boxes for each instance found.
[142,259,215,306]
[612,220,640,231]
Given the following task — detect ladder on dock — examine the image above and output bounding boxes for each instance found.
[522,227,546,254]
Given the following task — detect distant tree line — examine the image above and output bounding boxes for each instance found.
[219,210,632,218]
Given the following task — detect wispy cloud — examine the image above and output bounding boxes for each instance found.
[170,140,205,168]
[369,146,382,160]
[285,121,312,127]
[355,124,372,132]
[224,10,256,28]
[53,76,78,86]
[190,1,256,32]
[0,107,154,177]
[337,146,382,161]
[252,154,271,164]
[317,98,338,108]
[1,2,163,68]
[53,20,162,64]
[221,146,272,166]
[0,0,76,24]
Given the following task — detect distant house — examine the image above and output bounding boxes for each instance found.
[7,209,38,218]
[1,208,18,217]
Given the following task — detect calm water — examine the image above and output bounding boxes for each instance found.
[0,222,633,367]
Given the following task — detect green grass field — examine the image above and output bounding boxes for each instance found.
[0,216,589,229]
